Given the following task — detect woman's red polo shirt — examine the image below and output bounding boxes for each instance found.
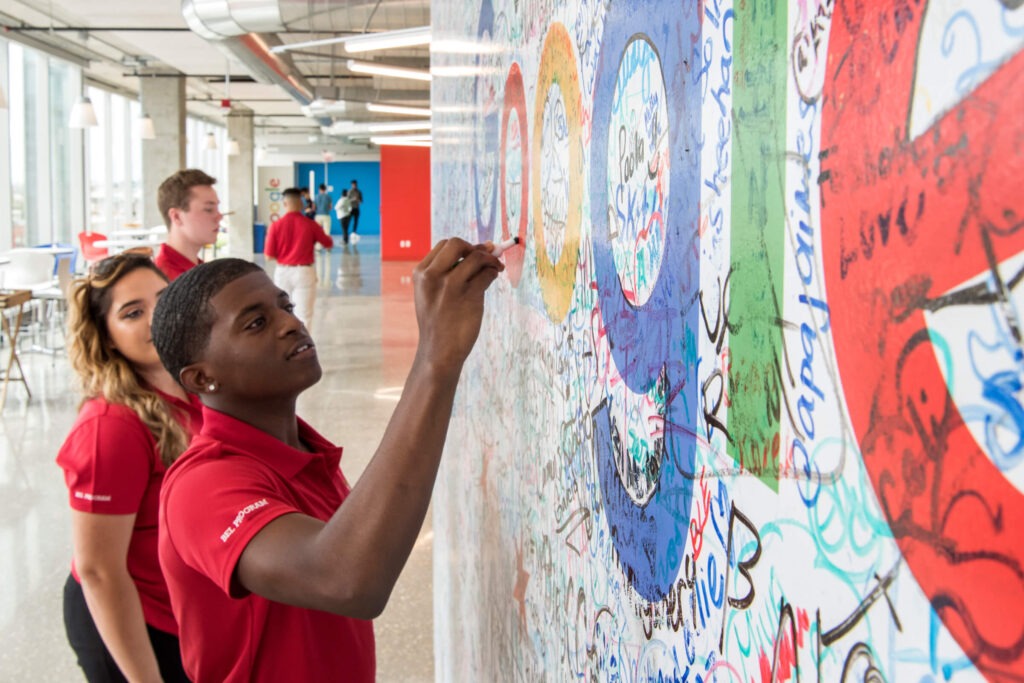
[158,406,375,683]
[56,390,203,635]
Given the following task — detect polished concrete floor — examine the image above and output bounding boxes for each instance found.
[0,237,435,681]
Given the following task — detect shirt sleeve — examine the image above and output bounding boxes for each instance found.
[56,411,156,515]
[264,221,279,259]
[162,457,303,597]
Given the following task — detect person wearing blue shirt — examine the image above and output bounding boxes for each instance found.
[314,184,333,235]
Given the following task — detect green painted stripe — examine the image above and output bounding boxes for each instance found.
[728,1,788,490]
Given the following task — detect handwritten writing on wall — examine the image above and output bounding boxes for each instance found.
[432,0,1024,680]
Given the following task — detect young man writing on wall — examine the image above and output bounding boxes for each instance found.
[150,240,502,682]
[155,169,223,281]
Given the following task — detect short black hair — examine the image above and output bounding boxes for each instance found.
[282,187,302,199]
[350,180,358,185]
[152,258,263,385]
[319,183,327,191]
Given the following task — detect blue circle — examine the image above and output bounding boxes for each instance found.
[588,0,702,602]
[472,0,500,243]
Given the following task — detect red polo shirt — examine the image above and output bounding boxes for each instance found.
[264,212,334,266]
[56,390,203,635]
[154,243,200,282]
[159,406,375,683]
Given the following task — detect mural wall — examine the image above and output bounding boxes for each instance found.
[431,1,1024,680]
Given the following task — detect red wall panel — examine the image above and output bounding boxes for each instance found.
[380,146,431,261]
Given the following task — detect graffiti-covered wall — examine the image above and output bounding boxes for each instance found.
[431,1,1024,680]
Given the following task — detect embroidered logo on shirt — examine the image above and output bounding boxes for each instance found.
[219,498,269,543]
[74,491,112,502]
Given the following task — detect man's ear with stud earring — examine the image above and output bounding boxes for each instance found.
[207,383,217,393]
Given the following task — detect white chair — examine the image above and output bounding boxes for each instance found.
[3,250,61,355]
[5,250,59,293]
[33,255,73,355]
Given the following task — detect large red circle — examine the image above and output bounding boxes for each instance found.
[822,5,1024,678]
[499,61,528,286]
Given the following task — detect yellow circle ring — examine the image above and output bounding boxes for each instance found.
[531,22,582,324]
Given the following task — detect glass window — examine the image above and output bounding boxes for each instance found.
[110,92,128,229]
[86,86,109,233]
[129,100,142,224]
[9,44,27,247]
[5,42,85,249]
[48,59,75,244]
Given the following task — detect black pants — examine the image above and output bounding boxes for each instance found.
[341,215,353,243]
[63,574,190,683]
[350,206,360,232]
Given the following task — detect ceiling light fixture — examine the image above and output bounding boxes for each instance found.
[134,113,156,140]
[227,138,241,156]
[365,103,431,117]
[269,26,431,55]
[69,96,98,128]
[205,132,218,150]
[366,121,432,133]
[344,26,431,53]
[369,134,432,147]
[347,60,431,82]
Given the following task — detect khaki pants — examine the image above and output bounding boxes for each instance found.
[315,214,331,234]
[273,264,318,332]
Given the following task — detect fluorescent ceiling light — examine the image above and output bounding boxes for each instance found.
[270,26,431,55]
[227,138,241,156]
[327,121,431,136]
[369,134,432,147]
[270,36,350,54]
[345,26,431,53]
[301,99,346,118]
[134,114,156,140]
[430,64,504,78]
[69,96,98,128]
[365,103,431,117]
[366,121,432,133]
[347,59,431,82]
[430,39,505,55]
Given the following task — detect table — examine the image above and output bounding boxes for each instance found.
[108,226,167,238]
[0,289,32,412]
[94,238,165,251]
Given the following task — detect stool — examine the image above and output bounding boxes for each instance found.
[0,289,33,412]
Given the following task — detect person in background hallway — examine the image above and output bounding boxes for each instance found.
[314,183,333,235]
[264,187,333,332]
[335,189,354,245]
[57,254,202,683]
[155,168,222,281]
[150,239,501,682]
[347,179,363,244]
[301,188,316,220]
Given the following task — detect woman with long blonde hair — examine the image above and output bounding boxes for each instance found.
[57,253,199,682]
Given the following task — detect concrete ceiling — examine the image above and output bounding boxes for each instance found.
[0,0,432,157]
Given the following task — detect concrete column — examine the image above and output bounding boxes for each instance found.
[225,108,255,258]
[140,76,186,228]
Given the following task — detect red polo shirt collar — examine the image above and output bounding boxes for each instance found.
[197,406,342,477]
[154,243,201,282]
